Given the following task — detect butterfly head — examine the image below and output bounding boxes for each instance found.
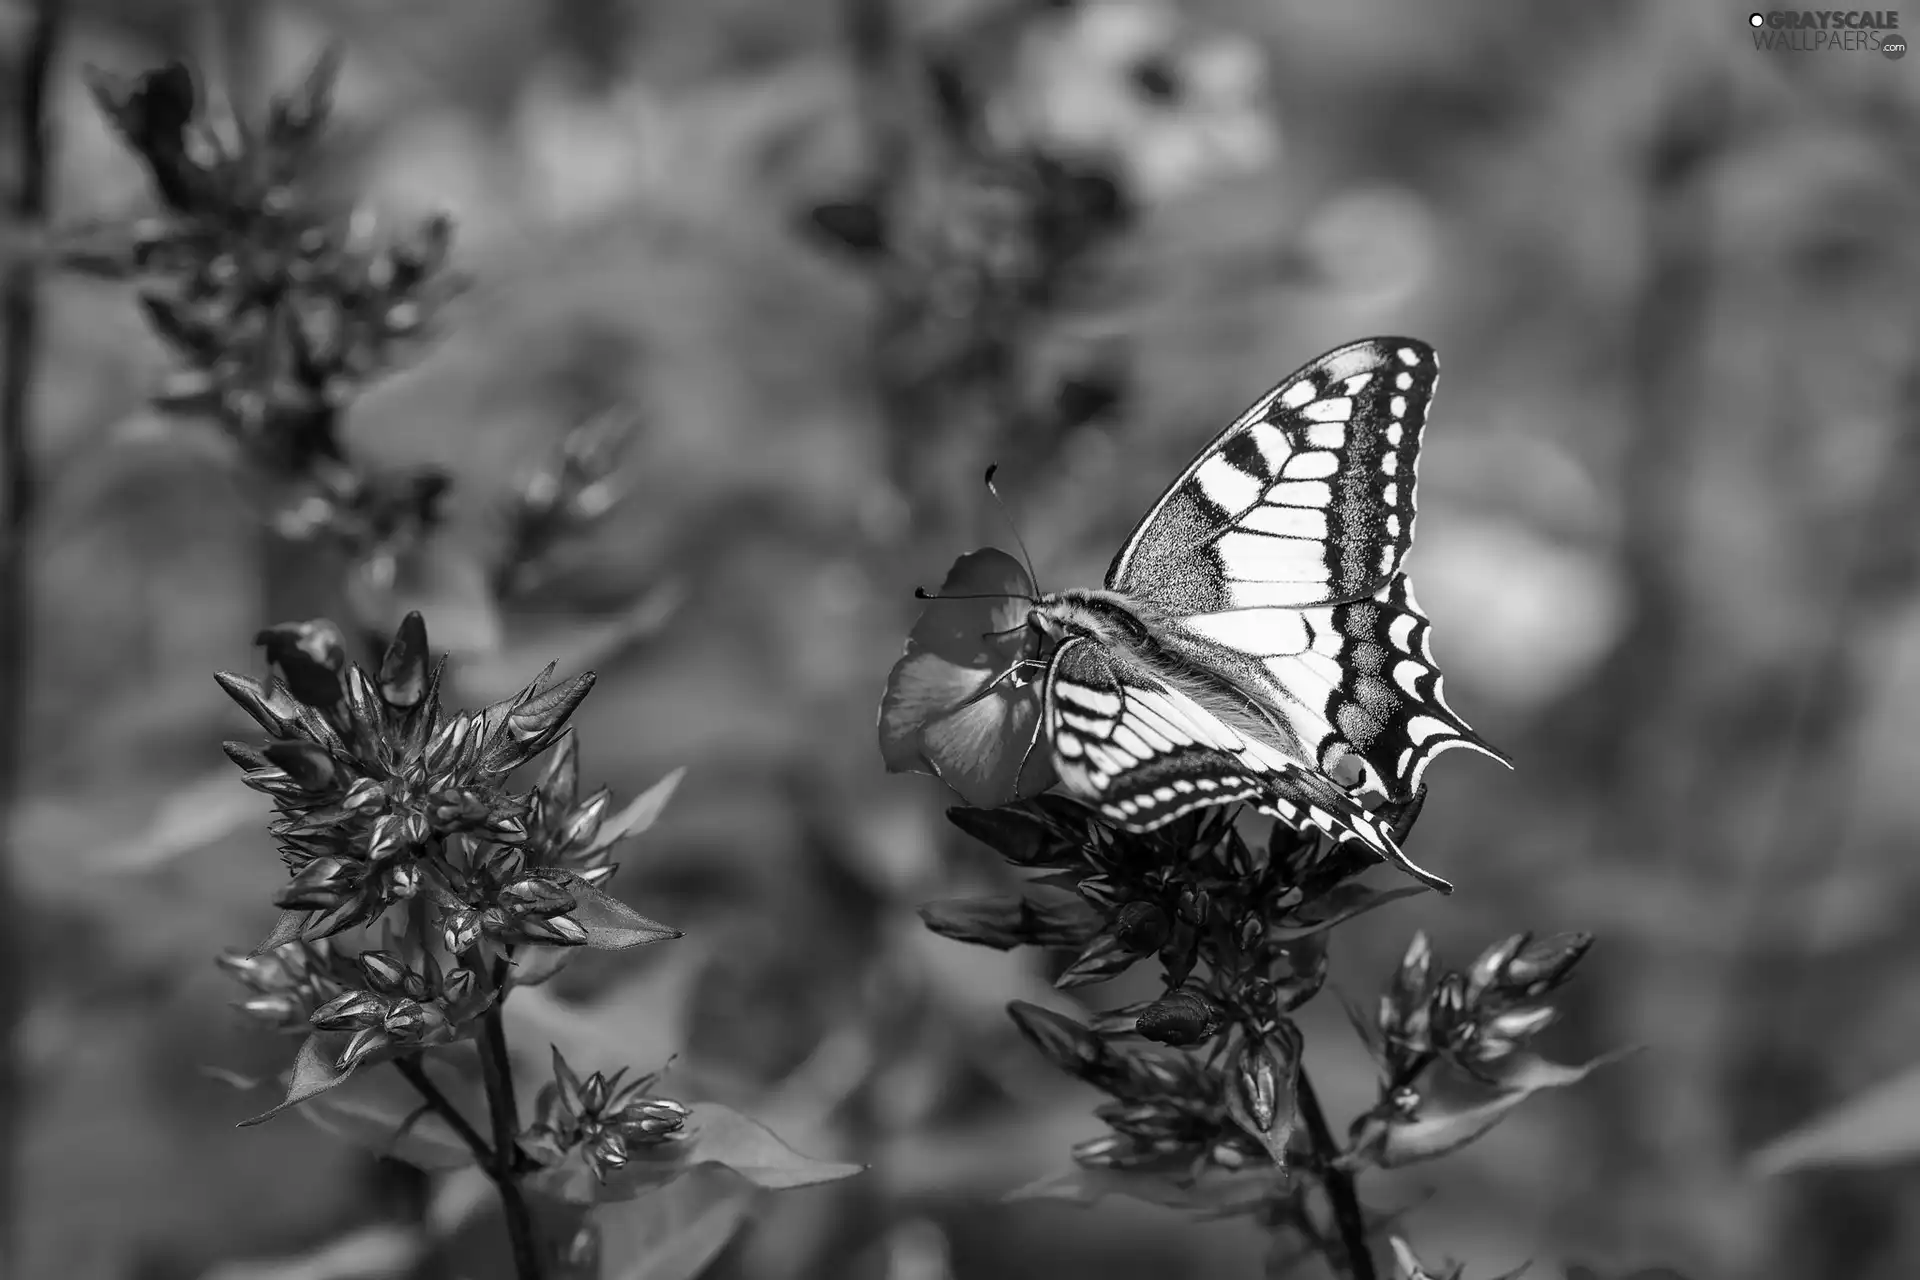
[1027,588,1152,650]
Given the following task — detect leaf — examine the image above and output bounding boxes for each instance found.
[87,767,265,872]
[565,877,683,950]
[583,768,686,857]
[1349,1048,1637,1169]
[195,1224,426,1280]
[1007,1160,1282,1215]
[674,1103,864,1190]
[251,909,312,956]
[1268,882,1430,941]
[299,1062,480,1171]
[1749,1061,1920,1175]
[595,1165,762,1280]
[505,940,710,1083]
[239,1033,359,1127]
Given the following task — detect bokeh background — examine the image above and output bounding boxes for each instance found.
[4,0,1920,1277]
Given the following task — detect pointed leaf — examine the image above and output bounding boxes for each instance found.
[1749,1061,1920,1175]
[1006,1160,1281,1214]
[596,1165,762,1280]
[675,1103,863,1189]
[565,878,682,950]
[1351,1049,1636,1169]
[583,768,686,857]
[238,1032,359,1127]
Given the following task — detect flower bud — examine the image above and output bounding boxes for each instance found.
[311,990,389,1032]
[516,913,589,946]
[586,1130,629,1179]
[442,908,482,956]
[1136,989,1223,1046]
[498,876,578,918]
[1111,901,1171,954]
[356,950,409,995]
[337,1026,392,1072]
[1501,932,1592,997]
[1466,932,1531,1002]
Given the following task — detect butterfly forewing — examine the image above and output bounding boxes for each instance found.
[1106,338,1435,612]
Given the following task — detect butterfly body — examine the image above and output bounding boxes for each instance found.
[1023,338,1509,891]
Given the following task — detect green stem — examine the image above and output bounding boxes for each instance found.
[1294,1067,1375,1280]
[477,956,542,1280]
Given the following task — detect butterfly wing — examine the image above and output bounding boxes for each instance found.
[1099,337,1502,800]
[1107,337,1435,611]
[1165,574,1509,801]
[1043,636,1453,892]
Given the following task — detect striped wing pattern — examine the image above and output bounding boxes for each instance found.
[1107,338,1436,613]
[1044,637,1452,891]
[1171,574,1508,800]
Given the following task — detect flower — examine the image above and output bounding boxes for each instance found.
[988,0,1279,206]
[878,547,1059,807]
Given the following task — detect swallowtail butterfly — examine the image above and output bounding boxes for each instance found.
[885,337,1507,892]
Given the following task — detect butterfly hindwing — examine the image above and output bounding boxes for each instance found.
[1106,338,1435,612]
[1165,574,1509,801]
[1043,635,1454,890]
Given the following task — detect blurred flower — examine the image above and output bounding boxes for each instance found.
[497,408,641,598]
[81,54,464,479]
[989,0,1279,206]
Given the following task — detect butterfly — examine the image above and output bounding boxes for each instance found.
[881,337,1507,892]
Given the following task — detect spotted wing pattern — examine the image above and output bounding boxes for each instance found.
[1042,636,1452,891]
[1107,338,1436,613]
[1170,574,1508,800]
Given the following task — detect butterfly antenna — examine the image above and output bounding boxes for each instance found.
[983,464,1043,593]
[913,586,1038,604]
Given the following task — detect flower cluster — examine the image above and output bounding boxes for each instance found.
[304,931,495,1072]
[1379,928,1591,1083]
[84,55,461,470]
[219,613,595,944]
[82,53,460,580]
[936,795,1427,1183]
[907,646,1608,1274]
[524,1048,692,1182]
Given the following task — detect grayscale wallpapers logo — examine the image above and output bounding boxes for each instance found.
[1749,10,1906,57]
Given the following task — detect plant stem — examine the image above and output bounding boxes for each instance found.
[1294,1067,1375,1280]
[394,1056,496,1168]
[0,3,61,1272]
[477,956,542,1280]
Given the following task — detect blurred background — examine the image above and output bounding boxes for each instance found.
[3,0,1919,1277]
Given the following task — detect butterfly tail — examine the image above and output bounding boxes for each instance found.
[1255,770,1454,895]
